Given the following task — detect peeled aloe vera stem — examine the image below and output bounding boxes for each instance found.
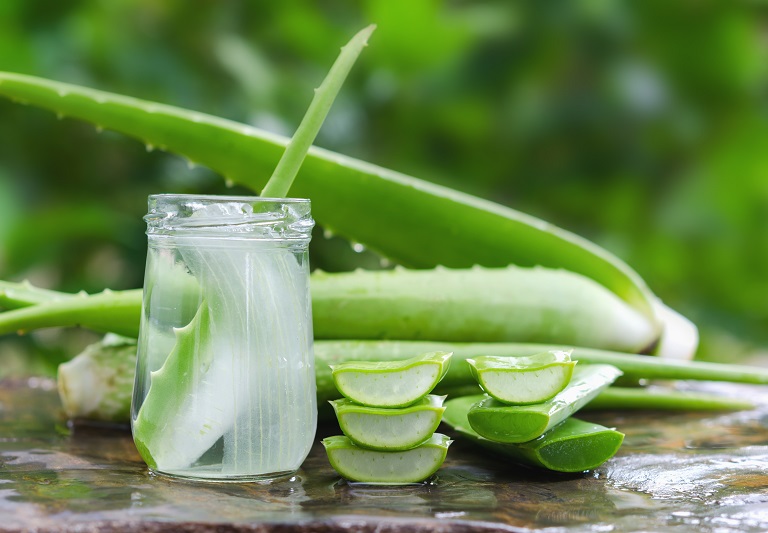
[442,395,624,473]
[0,71,659,326]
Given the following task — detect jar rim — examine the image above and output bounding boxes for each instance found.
[148,193,310,204]
[145,194,314,239]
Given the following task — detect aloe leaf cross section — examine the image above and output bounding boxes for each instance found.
[467,364,623,443]
[330,351,452,408]
[330,395,446,451]
[467,350,576,405]
[322,434,452,484]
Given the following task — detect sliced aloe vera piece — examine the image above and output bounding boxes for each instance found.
[322,433,452,484]
[468,364,622,443]
[330,351,452,408]
[467,350,576,405]
[330,395,446,451]
[443,395,624,472]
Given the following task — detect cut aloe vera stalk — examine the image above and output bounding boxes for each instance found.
[322,433,452,483]
[330,351,452,408]
[329,395,446,451]
[468,364,622,443]
[443,395,624,472]
[467,350,576,405]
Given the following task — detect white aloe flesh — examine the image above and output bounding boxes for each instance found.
[330,351,452,408]
[467,350,576,405]
[323,434,452,484]
[330,395,446,451]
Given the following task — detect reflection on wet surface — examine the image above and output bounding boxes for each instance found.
[1,378,767,532]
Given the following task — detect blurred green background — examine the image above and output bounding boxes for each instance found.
[0,0,766,375]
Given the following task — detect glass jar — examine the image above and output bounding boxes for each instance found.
[131,194,316,481]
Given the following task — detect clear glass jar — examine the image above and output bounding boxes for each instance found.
[131,194,316,481]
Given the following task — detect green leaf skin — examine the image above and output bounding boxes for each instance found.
[467,364,623,443]
[467,351,576,405]
[0,72,663,333]
[0,288,142,337]
[0,264,659,353]
[329,395,446,451]
[322,433,452,484]
[0,280,76,308]
[131,302,228,472]
[331,351,452,408]
[312,266,657,353]
[443,395,624,473]
[0,279,762,390]
[261,25,375,197]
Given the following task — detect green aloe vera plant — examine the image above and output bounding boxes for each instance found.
[466,350,576,405]
[442,396,625,473]
[467,365,623,443]
[331,351,452,408]
[0,64,698,359]
[329,395,446,451]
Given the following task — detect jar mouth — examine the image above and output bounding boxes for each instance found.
[145,194,314,240]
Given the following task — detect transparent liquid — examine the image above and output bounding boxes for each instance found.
[131,237,316,481]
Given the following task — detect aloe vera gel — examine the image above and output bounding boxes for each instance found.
[131,195,316,481]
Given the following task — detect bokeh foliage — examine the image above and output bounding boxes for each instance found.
[0,0,766,372]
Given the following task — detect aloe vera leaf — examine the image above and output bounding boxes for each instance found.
[312,266,657,352]
[583,386,754,411]
[322,433,452,484]
[261,25,374,197]
[331,351,452,408]
[132,302,226,470]
[57,334,136,422]
[0,288,142,337]
[329,395,446,451]
[0,280,76,308]
[443,395,624,472]
[0,73,661,328]
[0,263,659,353]
[467,350,576,405]
[467,364,623,443]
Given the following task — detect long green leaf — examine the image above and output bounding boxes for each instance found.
[0,72,660,330]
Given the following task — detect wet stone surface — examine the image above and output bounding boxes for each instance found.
[1,378,768,532]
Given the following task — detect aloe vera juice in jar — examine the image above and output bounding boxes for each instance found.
[131,195,316,481]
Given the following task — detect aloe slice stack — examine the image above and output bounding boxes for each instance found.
[322,352,453,483]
